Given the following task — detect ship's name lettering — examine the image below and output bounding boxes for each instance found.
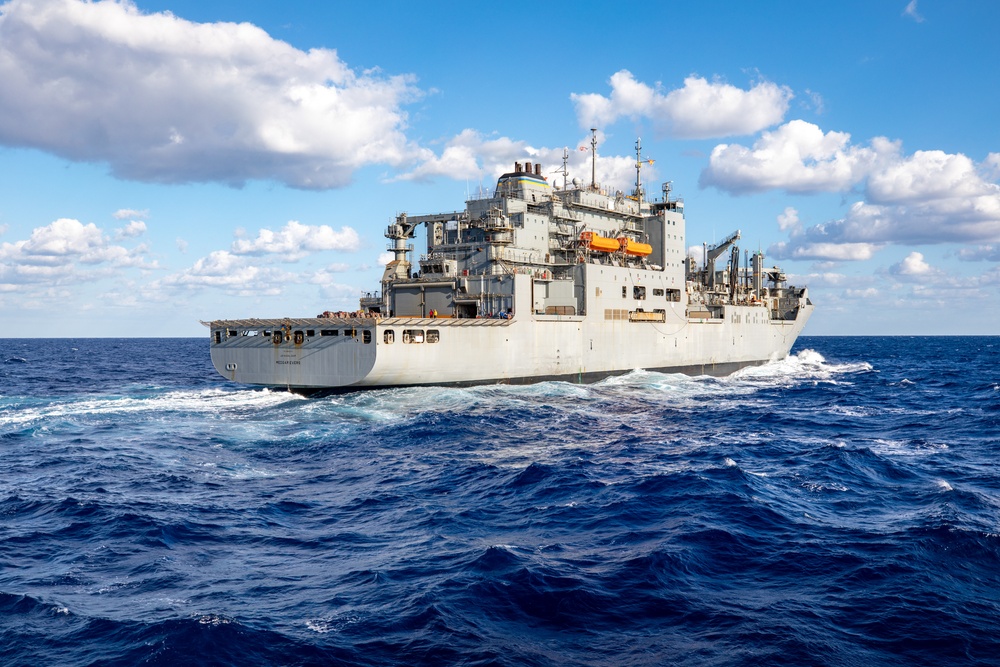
[275,360,301,365]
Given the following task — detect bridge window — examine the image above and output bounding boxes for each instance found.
[384,330,395,344]
[363,330,372,344]
[320,329,338,336]
[633,286,646,300]
[427,330,440,343]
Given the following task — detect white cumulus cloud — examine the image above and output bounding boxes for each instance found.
[701,120,883,194]
[398,128,650,195]
[0,0,422,189]
[159,250,290,296]
[230,221,361,260]
[713,120,1000,260]
[116,220,147,239]
[571,71,792,138]
[398,130,532,183]
[769,239,882,262]
[889,251,939,278]
[0,218,157,289]
[777,207,801,233]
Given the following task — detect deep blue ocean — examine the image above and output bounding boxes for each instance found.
[1,336,999,666]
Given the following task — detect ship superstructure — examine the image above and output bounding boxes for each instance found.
[206,137,812,390]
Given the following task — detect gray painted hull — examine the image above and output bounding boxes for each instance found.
[209,288,813,391]
[208,152,814,391]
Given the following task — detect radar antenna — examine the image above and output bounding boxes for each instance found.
[633,137,654,202]
[555,147,570,190]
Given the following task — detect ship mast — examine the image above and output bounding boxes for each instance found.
[634,137,652,203]
[590,128,597,190]
[558,147,570,190]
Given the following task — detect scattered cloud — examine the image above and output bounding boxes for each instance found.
[709,120,1000,261]
[770,239,882,262]
[902,1,925,23]
[787,272,850,288]
[116,220,147,239]
[158,250,291,296]
[777,207,801,233]
[803,89,825,115]
[316,281,360,303]
[957,245,1000,262]
[230,220,361,260]
[0,0,422,189]
[571,71,793,139]
[397,129,531,183]
[888,251,941,279]
[113,208,149,220]
[700,120,884,194]
[980,266,1000,285]
[399,128,651,195]
[0,218,157,291]
[157,249,366,303]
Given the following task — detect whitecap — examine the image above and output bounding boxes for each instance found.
[0,387,301,428]
[935,479,954,492]
[197,614,233,626]
[306,614,360,634]
[870,439,950,456]
[803,481,849,492]
[731,348,873,386]
[306,619,332,634]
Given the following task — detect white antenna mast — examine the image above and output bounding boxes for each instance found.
[560,147,569,190]
[590,128,598,190]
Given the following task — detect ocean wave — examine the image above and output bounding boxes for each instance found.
[732,348,874,384]
[0,387,300,429]
[4,337,1000,666]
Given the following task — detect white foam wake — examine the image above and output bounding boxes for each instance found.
[731,349,873,384]
[0,387,301,428]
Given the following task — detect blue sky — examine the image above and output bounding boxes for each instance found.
[1,0,998,336]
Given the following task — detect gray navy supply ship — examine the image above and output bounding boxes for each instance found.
[206,137,813,392]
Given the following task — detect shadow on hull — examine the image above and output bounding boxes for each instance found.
[285,358,773,397]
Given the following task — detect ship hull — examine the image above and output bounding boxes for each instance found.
[209,301,813,391]
[208,155,814,391]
